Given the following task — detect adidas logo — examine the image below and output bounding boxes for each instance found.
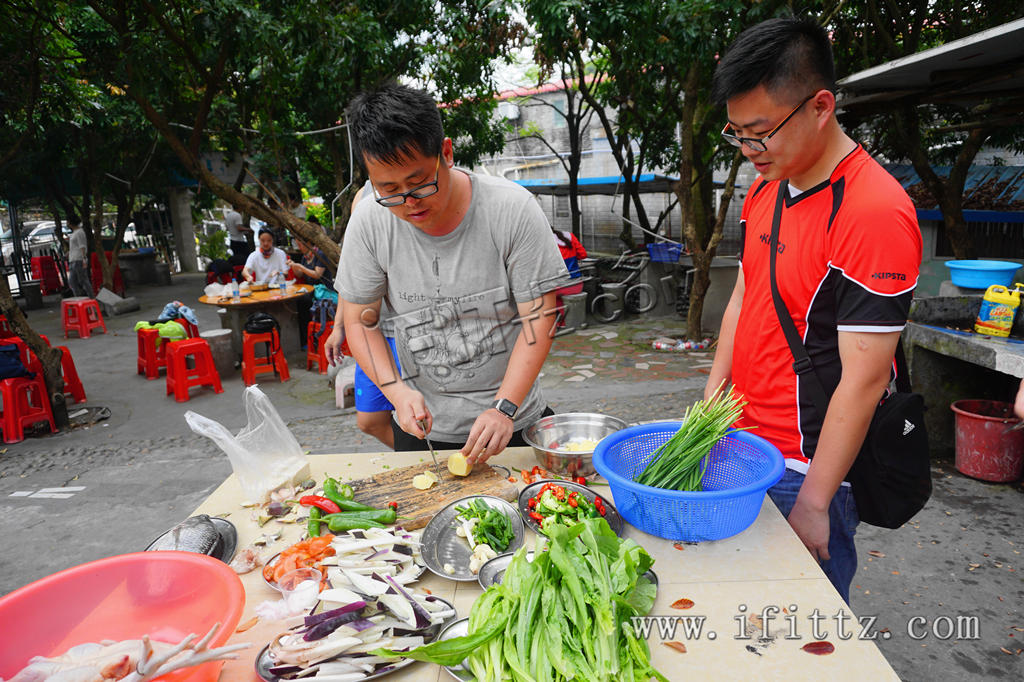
[902,419,915,436]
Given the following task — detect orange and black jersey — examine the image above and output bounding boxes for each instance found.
[733,146,922,464]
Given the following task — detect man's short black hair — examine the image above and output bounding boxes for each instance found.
[347,82,443,167]
[68,214,81,227]
[712,17,835,107]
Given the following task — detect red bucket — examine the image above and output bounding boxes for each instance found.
[950,400,1024,482]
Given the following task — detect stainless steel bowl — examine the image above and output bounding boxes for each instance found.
[522,412,627,476]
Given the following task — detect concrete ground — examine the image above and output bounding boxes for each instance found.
[0,273,1021,680]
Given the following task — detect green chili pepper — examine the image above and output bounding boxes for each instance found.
[323,477,372,510]
[320,508,397,526]
[307,507,323,538]
[323,515,388,532]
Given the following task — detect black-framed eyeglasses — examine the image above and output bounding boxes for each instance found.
[721,93,815,152]
[373,156,441,207]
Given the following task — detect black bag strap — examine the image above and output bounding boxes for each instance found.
[768,181,911,412]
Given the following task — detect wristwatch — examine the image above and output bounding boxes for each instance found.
[491,398,518,420]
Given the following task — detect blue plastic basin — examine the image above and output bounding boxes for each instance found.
[945,260,1021,289]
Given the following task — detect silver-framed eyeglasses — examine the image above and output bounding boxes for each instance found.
[373,156,441,207]
[721,93,815,152]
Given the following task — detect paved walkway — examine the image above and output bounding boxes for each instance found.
[0,273,1020,680]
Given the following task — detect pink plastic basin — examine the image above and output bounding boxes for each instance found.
[0,551,245,681]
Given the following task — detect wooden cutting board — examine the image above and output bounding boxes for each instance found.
[344,460,519,530]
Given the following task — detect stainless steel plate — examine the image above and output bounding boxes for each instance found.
[476,549,657,591]
[517,480,623,535]
[476,550,533,590]
[144,515,237,564]
[437,618,474,681]
[420,495,524,582]
[255,595,457,681]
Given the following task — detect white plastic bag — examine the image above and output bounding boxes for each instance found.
[185,386,310,503]
[203,282,227,299]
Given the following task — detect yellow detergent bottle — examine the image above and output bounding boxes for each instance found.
[974,283,1023,337]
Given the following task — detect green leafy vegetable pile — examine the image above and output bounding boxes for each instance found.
[375,517,666,681]
[455,498,515,552]
[635,387,747,491]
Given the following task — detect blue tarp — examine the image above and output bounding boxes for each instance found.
[514,173,692,196]
[883,164,1024,222]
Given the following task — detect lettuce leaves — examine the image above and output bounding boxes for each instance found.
[377,516,667,681]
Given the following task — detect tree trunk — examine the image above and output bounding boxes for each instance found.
[687,250,712,338]
[684,149,743,338]
[91,186,114,293]
[892,106,990,260]
[0,277,68,428]
[129,90,341,267]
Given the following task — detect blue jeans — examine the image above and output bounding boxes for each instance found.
[768,468,859,604]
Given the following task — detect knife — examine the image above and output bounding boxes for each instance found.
[417,418,445,480]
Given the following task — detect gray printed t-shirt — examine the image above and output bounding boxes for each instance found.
[335,171,571,442]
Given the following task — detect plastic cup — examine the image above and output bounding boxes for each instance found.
[275,568,322,613]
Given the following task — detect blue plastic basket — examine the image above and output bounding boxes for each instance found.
[646,243,682,263]
[945,260,1021,289]
[593,423,784,542]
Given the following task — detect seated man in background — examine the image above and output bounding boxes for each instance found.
[242,228,289,285]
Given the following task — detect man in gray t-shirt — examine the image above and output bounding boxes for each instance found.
[325,83,571,464]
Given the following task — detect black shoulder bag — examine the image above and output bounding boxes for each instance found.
[767,181,931,529]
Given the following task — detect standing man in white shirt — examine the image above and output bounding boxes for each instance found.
[224,208,252,265]
[66,215,93,298]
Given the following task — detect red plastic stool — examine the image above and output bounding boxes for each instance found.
[165,338,223,402]
[306,321,334,373]
[242,329,290,385]
[61,298,107,339]
[56,346,86,404]
[0,375,57,443]
[136,328,166,380]
[4,336,85,405]
[136,321,195,380]
[178,319,200,338]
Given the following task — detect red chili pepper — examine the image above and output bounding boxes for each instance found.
[508,476,516,483]
[573,476,588,486]
[529,511,544,523]
[299,495,341,514]
[387,501,398,511]
[552,485,565,500]
[568,497,578,508]
[527,497,537,509]
[531,465,542,475]
[522,471,535,484]
[598,506,606,516]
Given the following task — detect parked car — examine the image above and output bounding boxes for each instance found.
[25,222,70,246]
[1,221,70,261]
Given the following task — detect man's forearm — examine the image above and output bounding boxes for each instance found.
[799,379,882,510]
[707,304,739,391]
[343,318,403,400]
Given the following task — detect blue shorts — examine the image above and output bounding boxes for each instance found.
[354,336,400,413]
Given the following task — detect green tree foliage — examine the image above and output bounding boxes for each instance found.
[8,0,522,266]
[828,1,1024,258]
[525,0,784,336]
